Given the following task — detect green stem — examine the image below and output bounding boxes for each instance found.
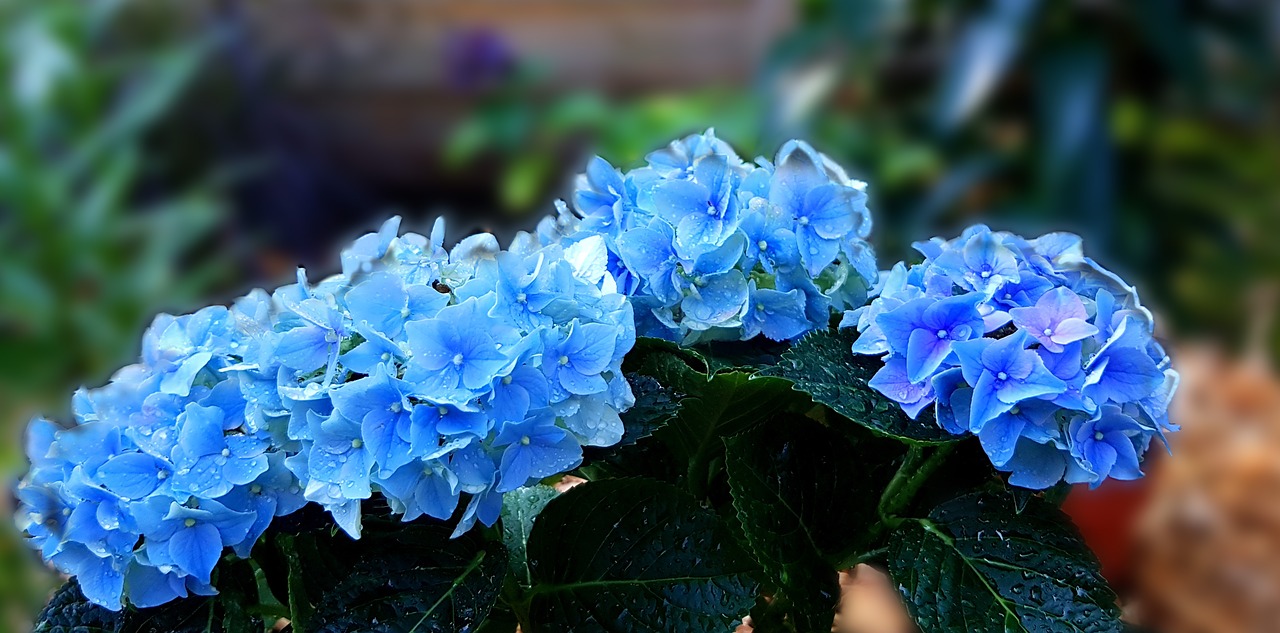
[877,443,956,525]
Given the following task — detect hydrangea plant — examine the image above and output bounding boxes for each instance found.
[21,132,1176,633]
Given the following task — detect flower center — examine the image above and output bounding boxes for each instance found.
[516,292,527,303]
[184,518,197,528]
[559,355,570,366]
[220,448,231,458]
[381,352,391,361]
[400,307,411,318]
[250,484,263,494]
[325,331,340,343]
[502,375,514,385]
[980,270,992,279]
[389,402,402,413]
[797,216,810,226]
[996,371,1008,381]
[351,439,364,449]
[936,329,948,339]
[438,407,449,416]
[1043,328,1053,336]
[452,353,465,366]
[1094,431,1105,441]
[520,435,531,446]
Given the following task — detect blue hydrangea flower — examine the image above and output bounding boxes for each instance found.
[273,298,348,381]
[556,130,877,343]
[743,284,810,342]
[573,157,634,240]
[345,271,447,339]
[769,140,866,277]
[867,356,936,419]
[124,555,217,609]
[930,226,1021,295]
[851,224,1178,490]
[299,411,373,514]
[330,365,416,474]
[17,206,636,611]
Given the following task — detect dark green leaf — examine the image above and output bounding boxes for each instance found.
[759,329,956,443]
[578,368,686,484]
[283,517,508,633]
[33,577,262,633]
[473,604,521,633]
[654,371,795,491]
[523,478,758,633]
[625,337,800,491]
[696,338,790,375]
[725,416,887,632]
[575,432,684,483]
[501,484,560,586]
[889,491,1122,633]
[614,373,682,448]
[623,337,709,388]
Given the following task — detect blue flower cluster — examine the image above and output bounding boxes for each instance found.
[846,225,1179,489]
[545,130,877,343]
[16,216,634,610]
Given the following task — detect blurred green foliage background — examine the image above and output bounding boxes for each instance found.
[1,0,1277,630]
[0,1,231,629]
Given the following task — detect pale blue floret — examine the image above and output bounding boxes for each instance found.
[951,331,1067,432]
[170,404,269,499]
[345,271,447,339]
[649,154,744,258]
[875,293,986,383]
[493,412,583,493]
[404,298,520,405]
[541,321,618,399]
[769,141,865,277]
[375,459,460,522]
[1009,286,1099,353]
[330,364,416,474]
[128,497,255,584]
[1068,405,1147,486]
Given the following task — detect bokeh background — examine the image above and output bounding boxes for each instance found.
[1,1,1277,631]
